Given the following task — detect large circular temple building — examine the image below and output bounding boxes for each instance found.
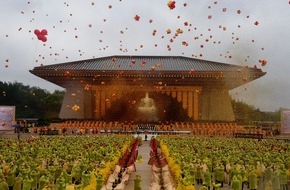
[30,55,266,121]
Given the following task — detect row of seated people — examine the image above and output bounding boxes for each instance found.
[49,121,245,130]
[32,121,269,137]
[156,123,268,137]
[179,122,268,136]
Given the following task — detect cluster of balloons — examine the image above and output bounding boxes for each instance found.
[34,29,48,42]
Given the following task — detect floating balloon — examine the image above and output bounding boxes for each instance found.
[167,1,176,10]
[72,105,80,112]
[182,41,188,46]
[64,71,70,77]
[34,29,40,35]
[41,29,48,35]
[134,15,140,21]
[189,69,195,75]
[176,28,183,34]
[84,85,90,91]
[34,29,48,42]
[259,59,267,66]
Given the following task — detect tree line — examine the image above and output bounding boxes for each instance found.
[0,81,64,119]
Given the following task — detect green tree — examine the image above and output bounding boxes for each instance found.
[0,81,64,119]
[232,99,281,123]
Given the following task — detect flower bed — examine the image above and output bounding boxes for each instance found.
[158,136,290,190]
[0,135,135,190]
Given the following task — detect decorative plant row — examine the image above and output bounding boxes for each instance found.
[148,138,175,190]
[0,135,136,190]
[158,136,290,190]
[102,138,140,190]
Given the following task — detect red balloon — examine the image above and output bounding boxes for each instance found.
[41,29,48,35]
[37,34,47,42]
[37,34,43,40]
[34,29,40,35]
[41,36,47,42]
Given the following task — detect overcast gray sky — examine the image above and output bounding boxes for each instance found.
[0,0,289,112]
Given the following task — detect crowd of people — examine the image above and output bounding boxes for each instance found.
[26,120,271,139]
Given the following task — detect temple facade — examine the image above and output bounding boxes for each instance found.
[30,55,266,121]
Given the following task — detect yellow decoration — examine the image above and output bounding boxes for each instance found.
[66,184,75,190]
[176,184,195,190]
[83,172,97,190]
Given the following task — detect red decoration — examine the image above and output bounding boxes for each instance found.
[189,69,195,75]
[40,29,48,35]
[34,29,48,43]
[134,15,140,21]
[34,29,40,35]
[259,59,267,66]
[167,1,176,10]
